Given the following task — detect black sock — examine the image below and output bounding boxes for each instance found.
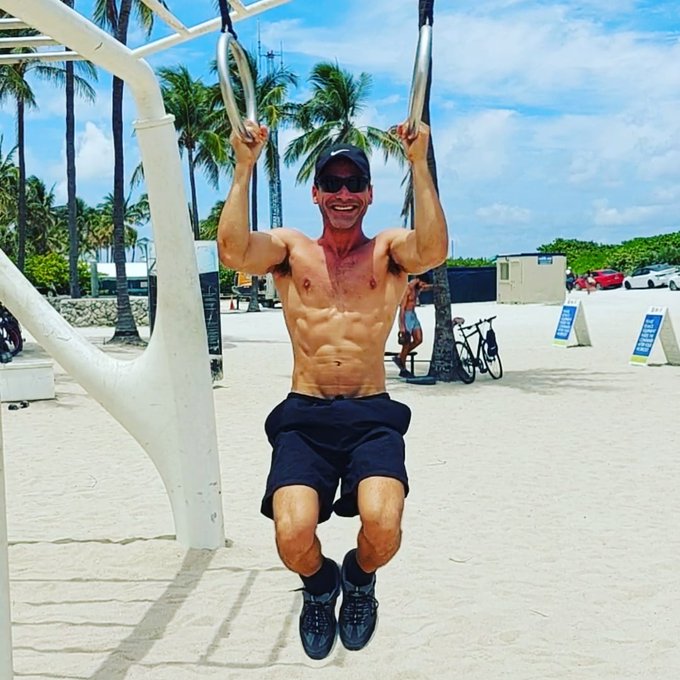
[301,557,338,596]
[343,549,374,587]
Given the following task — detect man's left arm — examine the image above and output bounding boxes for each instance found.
[388,123,449,273]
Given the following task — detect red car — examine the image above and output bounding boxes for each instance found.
[574,269,624,290]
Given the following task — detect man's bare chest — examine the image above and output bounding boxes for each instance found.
[300,258,382,298]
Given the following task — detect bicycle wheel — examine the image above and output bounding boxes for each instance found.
[455,341,476,383]
[482,343,503,379]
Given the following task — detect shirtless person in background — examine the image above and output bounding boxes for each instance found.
[217,120,448,660]
[395,275,433,377]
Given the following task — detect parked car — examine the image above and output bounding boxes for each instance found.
[623,264,677,289]
[574,269,624,290]
[668,271,680,291]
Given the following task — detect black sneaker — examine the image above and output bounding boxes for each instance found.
[298,566,340,660]
[338,556,379,651]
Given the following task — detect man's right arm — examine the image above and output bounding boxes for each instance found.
[217,124,288,275]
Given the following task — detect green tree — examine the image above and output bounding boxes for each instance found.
[252,57,298,225]
[92,192,148,261]
[0,135,18,237]
[212,48,297,311]
[53,197,98,260]
[93,0,156,343]
[284,61,395,183]
[24,176,65,256]
[0,16,95,272]
[198,199,223,241]
[24,252,90,295]
[158,64,226,238]
[62,0,98,298]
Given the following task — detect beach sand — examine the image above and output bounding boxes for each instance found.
[3,287,680,679]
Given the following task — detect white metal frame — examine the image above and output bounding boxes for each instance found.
[0,0,289,675]
[0,0,287,63]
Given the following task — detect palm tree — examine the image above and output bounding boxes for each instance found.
[256,58,298,227]
[157,64,226,238]
[53,197,97,259]
[62,0,98,298]
[198,199,224,241]
[211,48,297,311]
[0,61,34,272]
[24,176,65,256]
[0,17,95,273]
[415,0,457,382]
[94,192,148,261]
[0,136,18,234]
[284,62,397,183]
[93,0,156,344]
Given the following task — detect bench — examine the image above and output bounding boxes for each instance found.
[384,351,416,374]
[0,357,55,401]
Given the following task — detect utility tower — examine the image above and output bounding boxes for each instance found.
[258,29,284,229]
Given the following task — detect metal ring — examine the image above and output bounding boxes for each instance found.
[216,32,258,141]
[406,24,432,137]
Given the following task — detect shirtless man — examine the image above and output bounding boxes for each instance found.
[217,120,448,660]
[395,276,432,377]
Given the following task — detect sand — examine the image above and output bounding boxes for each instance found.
[3,287,680,679]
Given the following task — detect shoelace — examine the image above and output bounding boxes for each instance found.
[301,601,332,634]
[343,591,378,624]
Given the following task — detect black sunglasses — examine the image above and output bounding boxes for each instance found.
[316,175,370,193]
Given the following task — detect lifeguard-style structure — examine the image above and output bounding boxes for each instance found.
[0,1,289,675]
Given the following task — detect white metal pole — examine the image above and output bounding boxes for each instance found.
[133,0,291,58]
[0,0,224,549]
[0,407,13,680]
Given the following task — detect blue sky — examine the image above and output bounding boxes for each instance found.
[2,0,680,258]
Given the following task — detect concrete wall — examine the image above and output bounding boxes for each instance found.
[47,297,149,327]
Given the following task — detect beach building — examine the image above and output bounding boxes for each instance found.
[496,252,566,304]
[95,263,149,296]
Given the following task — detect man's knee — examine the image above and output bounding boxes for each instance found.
[274,514,318,569]
[361,512,402,554]
[357,479,404,558]
[273,486,319,569]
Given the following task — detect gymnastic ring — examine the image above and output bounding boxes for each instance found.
[406,23,432,137]
[216,32,257,142]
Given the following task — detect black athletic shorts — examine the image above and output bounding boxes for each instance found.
[261,392,411,523]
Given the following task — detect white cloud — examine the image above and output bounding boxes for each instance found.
[592,200,662,226]
[438,109,519,182]
[76,122,114,181]
[477,202,532,224]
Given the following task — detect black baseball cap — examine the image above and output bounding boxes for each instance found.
[314,143,371,183]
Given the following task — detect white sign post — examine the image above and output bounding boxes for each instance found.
[630,306,680,366]
[553,298,592,347]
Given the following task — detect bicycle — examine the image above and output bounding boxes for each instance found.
[0,302,23,363]
[454,315,503,384]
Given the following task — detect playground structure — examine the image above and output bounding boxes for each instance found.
[0,1,289,676]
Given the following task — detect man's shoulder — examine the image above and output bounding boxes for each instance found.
[273,228,314,245]
[377,227,408,242]
[373,228,410,256]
